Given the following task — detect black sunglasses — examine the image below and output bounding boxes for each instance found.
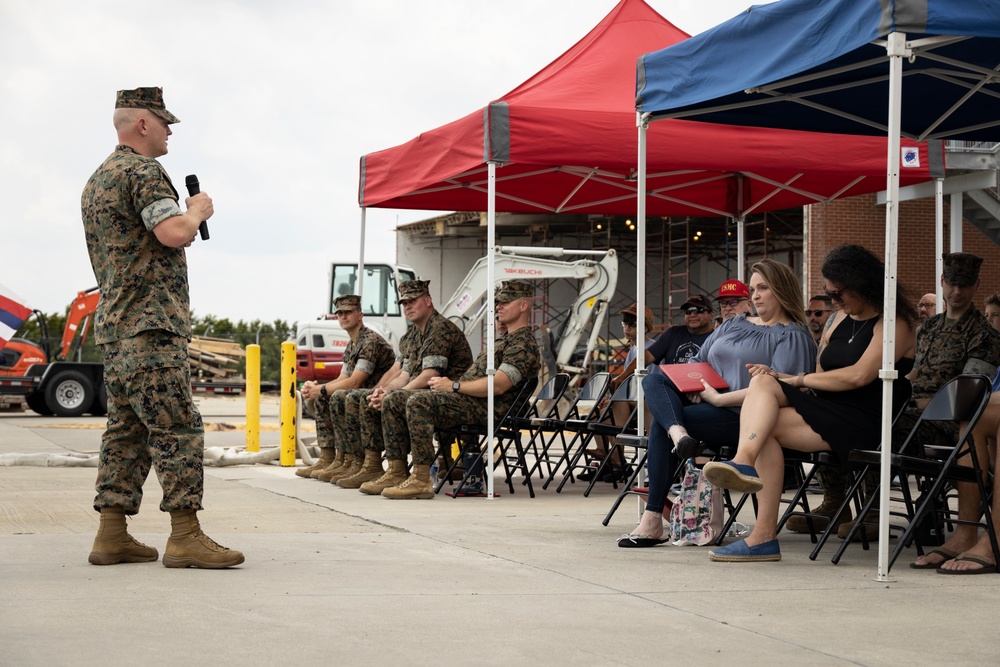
[824,288,845,303]
[684,307,709,315]
[805,309,831,317]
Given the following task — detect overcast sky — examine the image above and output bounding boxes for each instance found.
[1,0,753,326]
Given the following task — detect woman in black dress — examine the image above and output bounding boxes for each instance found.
[702,245,918,562]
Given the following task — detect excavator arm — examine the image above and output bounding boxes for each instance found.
[60,287,100,360]
[438,247,618,376]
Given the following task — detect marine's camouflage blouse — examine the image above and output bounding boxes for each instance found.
[81,146,189,344]
[460,325,540,415]
[342,326,395,388]
[912,307,1000,398]
[400,310,473,380]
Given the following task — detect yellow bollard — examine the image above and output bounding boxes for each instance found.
[279,341,297,466]
[245,344,260,453]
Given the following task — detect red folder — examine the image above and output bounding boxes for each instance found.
[658,362,729,393]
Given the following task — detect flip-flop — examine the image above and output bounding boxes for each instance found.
[617,534,668,548]
[909,546,961,570]
[936,553,997,575]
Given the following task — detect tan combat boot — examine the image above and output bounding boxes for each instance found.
[163,510,245,569]
[328,453,361,483]
[297,448,335,478]
[314,450,348,481]
[382,464,435,499]
[88,507,159,565]
[359,459,409,495]
[786,491,851,533]
[337,450,385,489]
[838,510,880,542]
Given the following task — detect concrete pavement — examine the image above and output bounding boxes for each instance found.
[1,395,997,666]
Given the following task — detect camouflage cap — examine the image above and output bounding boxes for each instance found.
[115,87,180,124]
[942,252,983,287]
[397,279,430,303]
[495,280,534,303]
[333,294,361,312]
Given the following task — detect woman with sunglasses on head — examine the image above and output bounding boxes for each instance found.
[703,244,917,562]
[619,260,815,547]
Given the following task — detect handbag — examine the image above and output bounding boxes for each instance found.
[669,460,724,546]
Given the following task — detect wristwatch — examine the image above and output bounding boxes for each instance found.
[320,385,328,398]
[452,381,460,393]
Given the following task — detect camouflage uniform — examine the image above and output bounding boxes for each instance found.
[314,325,395,453]
[893,305,1000,446]
[384,324,540,465]
[365,310,473,458]
[82,139,200,513]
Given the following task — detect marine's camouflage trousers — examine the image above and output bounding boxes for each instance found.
[893,408,958,450]
[383,390,490,465]
[312,392,334,450]
[332,388,367,456]
[363,389,413,458]
[95,331,204,514]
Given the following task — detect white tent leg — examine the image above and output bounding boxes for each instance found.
[950,191,963,252]
[487,161,497,500]
[358,207,367,297]
[876,32,907,582]
[935,180,944,315]
[636,113,649,521]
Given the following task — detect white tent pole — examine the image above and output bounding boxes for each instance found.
[950,192,963,251]
[736,174,745,280]
[636,112,649,520]
[935,180,944,315]
[358,207,367,298]
[487,161,497,499]
[737,216,746,281]
[876,32,907,581]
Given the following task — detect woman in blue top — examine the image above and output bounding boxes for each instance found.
[619,259,815,547]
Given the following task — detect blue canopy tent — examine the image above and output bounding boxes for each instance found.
[634,0,1000,577]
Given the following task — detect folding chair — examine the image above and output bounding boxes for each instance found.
[433,376,540,497]
[521,372,612,489]
[498,373,570,497]
[555,375,640,495]
[834,374,995,571]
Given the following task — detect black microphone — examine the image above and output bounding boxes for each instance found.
[185,174,210,241]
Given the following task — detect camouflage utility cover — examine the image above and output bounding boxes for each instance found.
[81,146,189,344]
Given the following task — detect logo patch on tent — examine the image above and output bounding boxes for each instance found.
[902,147,921,168]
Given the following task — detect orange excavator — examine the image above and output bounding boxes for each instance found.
[0,287,106,417]
[1,287,269,417]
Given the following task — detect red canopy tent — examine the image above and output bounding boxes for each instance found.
[359,0,933,218]
[356,0,934,497]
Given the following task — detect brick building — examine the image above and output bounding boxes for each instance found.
[805,193,1000,308]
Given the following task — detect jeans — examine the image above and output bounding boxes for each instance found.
[641,372,741,513]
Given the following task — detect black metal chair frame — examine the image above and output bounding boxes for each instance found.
[830,374,995,571]
[521,372,613,490]
[433,376,540,498]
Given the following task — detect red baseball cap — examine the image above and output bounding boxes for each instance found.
[715,279,750,300]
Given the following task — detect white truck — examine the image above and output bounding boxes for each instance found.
[295,247,619,383]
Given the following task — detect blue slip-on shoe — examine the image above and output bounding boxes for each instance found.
[703,460,763,493]
[709,538,781,562]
